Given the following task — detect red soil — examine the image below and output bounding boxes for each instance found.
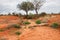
[0,15,60,40]
[20,27,60,40]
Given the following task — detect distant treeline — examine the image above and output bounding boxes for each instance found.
[0,12,60,16]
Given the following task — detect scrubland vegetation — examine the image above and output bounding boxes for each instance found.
[0,0,60,40]
[0,12,60,40]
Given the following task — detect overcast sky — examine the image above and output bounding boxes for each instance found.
[0,0,60,14]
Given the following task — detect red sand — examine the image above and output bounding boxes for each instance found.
[20,27,60,40]
[0,15,60,40]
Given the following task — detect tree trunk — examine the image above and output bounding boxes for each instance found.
[35,9,38,15]
[26,11,28,15]
[25,11,28,18]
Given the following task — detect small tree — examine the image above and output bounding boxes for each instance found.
[40,12,47,16]
[17,2,34,15]
[32,0,45,14]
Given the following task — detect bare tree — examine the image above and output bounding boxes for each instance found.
[32,0,46,14]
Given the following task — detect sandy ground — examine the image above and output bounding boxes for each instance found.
[0,15,60,40]
[20,27,60,40]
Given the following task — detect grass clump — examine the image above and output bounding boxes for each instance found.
[15,31,21,40]
[15,31,21,35]
[23,21,30,25]
[13,24,21,29]
[36,20,41,24]
[51,23,59,28]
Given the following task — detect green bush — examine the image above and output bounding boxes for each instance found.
[6,24,21,29]
[15,31,21,35]
[23,21,30,25]
[13,24,21,29]
[26,13,34,19]
[40,12,47,17]
[51,23,59,28]
[36,20,41,24]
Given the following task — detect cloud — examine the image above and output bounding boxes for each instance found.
[0,0,60,14]
[39,0,60,13]
[0,0,17,13]
[0,0,27,13]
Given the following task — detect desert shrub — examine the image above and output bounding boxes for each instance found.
[51,23,59,28]
[6,24,21,29]
[36,20,41,24]
[12,12,16,16]
[24,13,38,19]
[18,13,22,17]
[13,24,21,29]
[8,13,11,15]
[15,14,18,16]
[15,31,21,35]
[40,12,47,17]
[23,21,30,25]
[27,13,34,19]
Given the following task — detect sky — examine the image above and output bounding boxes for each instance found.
[0,0,60,14]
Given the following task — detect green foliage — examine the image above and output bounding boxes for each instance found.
[51,23,59,28]
[40,12,47,16]
[27,13,35,19]
[17,2,34,15]
[23,21,30,25]
[29,13,34,15]
[36,20,41,24]
[15,31,21,35]
[13,24,21,29]
[5,24,21,30]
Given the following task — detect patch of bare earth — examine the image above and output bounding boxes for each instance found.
[0,15,60,40]
[20,27,60,40]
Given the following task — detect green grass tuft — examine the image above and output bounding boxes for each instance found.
[36,20,41,24]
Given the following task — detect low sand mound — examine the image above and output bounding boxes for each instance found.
[0,16,19,20]
[20,27,60,40]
